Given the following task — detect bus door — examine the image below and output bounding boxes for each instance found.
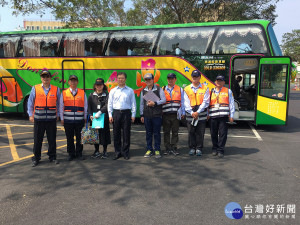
[231,57,259,121]
[0,76,21,112]
[256,57,291,125]
[62,60,85,91]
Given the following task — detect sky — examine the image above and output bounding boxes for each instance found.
[0,0,299,44]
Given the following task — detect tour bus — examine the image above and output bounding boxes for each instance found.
[0,20,291,125]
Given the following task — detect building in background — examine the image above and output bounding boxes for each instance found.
[24,20,66,31]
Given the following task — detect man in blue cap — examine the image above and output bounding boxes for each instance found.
[183,70,210,156]
[60,75,88,161]
[208,75,235,158]
[28,70,60,167]
[162,73,185,155]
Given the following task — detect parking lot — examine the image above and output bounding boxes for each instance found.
[0,119,261,167]
[0,91,300,225]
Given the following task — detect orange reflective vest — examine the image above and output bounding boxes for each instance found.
[162,85,181,113]
[184,84,208,121]
[34,84,58,121]
[209,87,230,118]
[63,88,85,123]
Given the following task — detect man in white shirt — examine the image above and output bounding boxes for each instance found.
[108,72,136,160]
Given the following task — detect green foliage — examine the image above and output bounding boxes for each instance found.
[281,30,300,62]
[1,0,279,27]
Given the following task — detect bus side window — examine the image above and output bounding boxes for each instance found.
[106,30,159,56]
[84,39,105,56]
[63,32,108,57]
[107,40,128,56]
[64,33,85,56]
[0,36,20,57]
[157,27,215,56]
[40,41,58,57]
[212,25,268,54]
[0,43,4,57]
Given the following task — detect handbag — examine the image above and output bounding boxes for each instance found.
[81,115,99,144]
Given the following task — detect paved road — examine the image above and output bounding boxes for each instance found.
[0,91,299,225]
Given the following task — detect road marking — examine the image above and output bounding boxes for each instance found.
[0,139,67,149]
[0,144,67,167]
[0,131,33,137]
[248,123,263,141]
[0,124,65,129]
[6,125,19,160]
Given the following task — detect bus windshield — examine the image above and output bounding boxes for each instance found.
[267,24,283,56]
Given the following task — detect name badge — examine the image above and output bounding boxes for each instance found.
[215,103,219,109]
[97,105,100,109]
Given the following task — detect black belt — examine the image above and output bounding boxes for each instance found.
[114,109,131,113]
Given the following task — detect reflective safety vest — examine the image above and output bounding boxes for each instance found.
[162,85,181,114]
[209,87,230,118]
[63,88,85,123]
[184,84,208,121]
[34,84,58,121]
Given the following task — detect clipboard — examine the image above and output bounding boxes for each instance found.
[143,90,160,102]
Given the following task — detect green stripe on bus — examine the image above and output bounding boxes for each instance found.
[256,110,286,125]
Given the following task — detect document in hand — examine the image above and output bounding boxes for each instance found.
[143,90,160,102]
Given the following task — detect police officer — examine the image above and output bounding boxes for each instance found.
[28,70,60,167]
[162,73,185,155]
[184,70,210,156]
[208,75,235,158]
[60,75,87,161]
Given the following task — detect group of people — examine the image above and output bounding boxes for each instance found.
[28,69,235,167]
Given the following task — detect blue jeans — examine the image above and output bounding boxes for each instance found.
[144,117,162,151]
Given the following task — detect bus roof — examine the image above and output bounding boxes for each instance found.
[0,20,271,35]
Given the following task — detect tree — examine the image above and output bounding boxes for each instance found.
[281,30,300,62]
[1,0,280,27]
[0,0,126,27]
[126,0,279,26]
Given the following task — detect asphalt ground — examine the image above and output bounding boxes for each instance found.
[0,91,299,225]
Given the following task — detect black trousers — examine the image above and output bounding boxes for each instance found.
[64,122,84,157]
[113,109,131,157]
[163,113,180,150]
[210,117,228,154]
[186,120,206,150]
[32,120,57,161]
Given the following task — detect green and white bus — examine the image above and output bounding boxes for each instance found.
[0,19,291,125]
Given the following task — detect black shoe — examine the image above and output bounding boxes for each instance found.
[101,152,108,159]
[49,158,59,164]
[78,155,85,160]
[124,156,130,160]
[218,152,224,158]
[212,152,218,156]
[68,155,75,161]
[91,151,101,159]
[163,150,169,155]
[32,160,38,167]
[113,154,121,160]
[170,148,179,155]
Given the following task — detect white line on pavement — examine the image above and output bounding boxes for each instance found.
[248,123,263,141]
